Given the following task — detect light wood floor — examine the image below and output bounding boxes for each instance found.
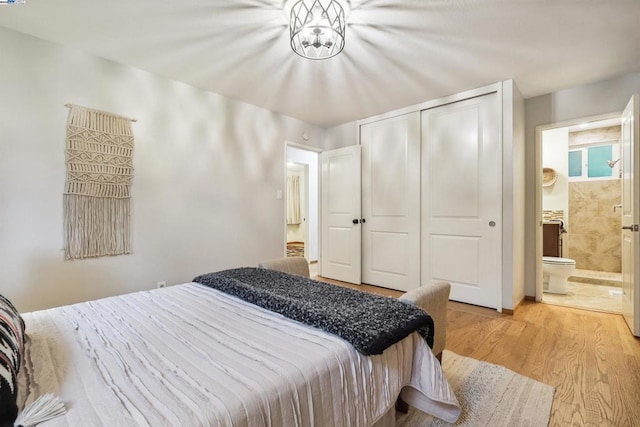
[316,276,640,427]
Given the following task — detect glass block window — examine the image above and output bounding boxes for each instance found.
[587,145,613,178]
[568,150,582,177]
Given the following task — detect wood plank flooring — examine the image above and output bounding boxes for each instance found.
[316,276,640,427]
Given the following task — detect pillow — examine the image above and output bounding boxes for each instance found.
[0,294,25,426]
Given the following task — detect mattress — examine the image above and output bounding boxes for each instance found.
[17,283,460,426]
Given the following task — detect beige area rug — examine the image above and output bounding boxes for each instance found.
[397,351,554,427]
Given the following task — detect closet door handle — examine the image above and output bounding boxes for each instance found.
[360,218,366,224]
[622,224,639,231]
[352,219,359,225]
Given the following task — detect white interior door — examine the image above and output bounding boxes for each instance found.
[621,95,640,337]
[320,146,362,284]
[421,93,501,309]
[361,112,421,291]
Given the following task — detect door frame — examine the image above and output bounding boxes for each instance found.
[534,112,622,301]
[284,141,321,262]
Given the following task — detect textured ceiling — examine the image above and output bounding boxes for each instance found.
[1,0,639,127]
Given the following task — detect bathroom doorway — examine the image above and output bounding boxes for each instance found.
[539,116,623,313]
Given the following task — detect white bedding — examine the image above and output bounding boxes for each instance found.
[18,283,460,426]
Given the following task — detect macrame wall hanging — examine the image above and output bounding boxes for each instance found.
[63,104,136,260]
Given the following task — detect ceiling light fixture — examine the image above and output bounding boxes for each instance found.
[286,0,347,60]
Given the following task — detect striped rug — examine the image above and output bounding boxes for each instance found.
[397,351,554,427]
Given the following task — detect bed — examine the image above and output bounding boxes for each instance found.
[11,269,460,426]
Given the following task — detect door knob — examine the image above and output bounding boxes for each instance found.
[360,218,366,224]
[352,219,359,224]
[489,221,496,227]
[622,224,639,231]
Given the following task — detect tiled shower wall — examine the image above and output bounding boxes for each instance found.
[567,126,621,272]
[568,180,621,272]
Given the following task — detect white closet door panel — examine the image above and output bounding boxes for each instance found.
[422,93,501,309]
[361,112,421,292]
[370,231,409,276]
[429,107,480,218]
[370,121,408,217]
[430,235,480,286]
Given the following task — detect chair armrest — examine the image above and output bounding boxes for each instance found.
[399,281,450,359]
[258,257,310,278]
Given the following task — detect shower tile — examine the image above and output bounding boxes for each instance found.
[570,201,598,218]
[571,268,622,287]
[567,234,596,253]
[565,129,622,277]
[570,217,607,237]
[569,126,621,146]
[569,184,588,201]
[598,202,623,218]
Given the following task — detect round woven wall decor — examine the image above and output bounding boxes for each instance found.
[542,167,558,187]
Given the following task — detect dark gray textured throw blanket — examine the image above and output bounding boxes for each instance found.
[193,267,434,355]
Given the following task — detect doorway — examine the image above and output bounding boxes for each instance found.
[285,143,319,264]
[539,117,623,313]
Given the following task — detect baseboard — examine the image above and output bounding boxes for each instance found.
[502,295,531,315]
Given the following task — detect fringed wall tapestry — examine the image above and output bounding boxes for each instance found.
[63,104,136,260]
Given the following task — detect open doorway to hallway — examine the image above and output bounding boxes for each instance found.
[285,143,319,264]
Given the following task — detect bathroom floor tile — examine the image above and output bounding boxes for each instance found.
[543,280,622,313]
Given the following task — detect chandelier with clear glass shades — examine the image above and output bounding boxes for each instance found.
[287,0,346,60]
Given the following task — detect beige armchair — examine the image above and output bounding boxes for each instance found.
[258,256,310,278]
[396,281,451,414]
[399,281,451,362]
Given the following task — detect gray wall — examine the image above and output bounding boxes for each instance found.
[524,71,640,296]
[322,121,357,150]
[0,27,323,312]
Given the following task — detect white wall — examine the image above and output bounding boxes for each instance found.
[286,146,318,262]
[502,80,526,310]
[523,71,640,297]
[0,27,323,312]
[542,127,569,220]
[323,121,357,150]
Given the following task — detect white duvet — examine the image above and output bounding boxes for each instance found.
[18,283,460,426]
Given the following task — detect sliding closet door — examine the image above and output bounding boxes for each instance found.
[361,112,421,291]
[421,93,501,309]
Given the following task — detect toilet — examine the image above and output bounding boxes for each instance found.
[542,256,576,294]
